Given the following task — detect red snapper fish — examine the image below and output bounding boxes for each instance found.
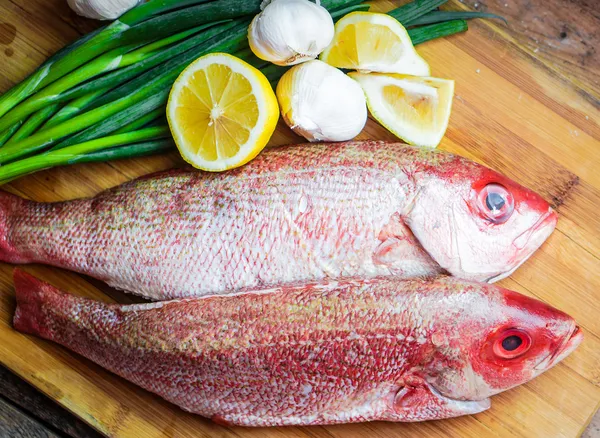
[13,270,581,426]
[0,142,556,300]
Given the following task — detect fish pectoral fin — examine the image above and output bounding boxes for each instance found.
[392,380,490,421]
[374,214,443,276]
[373,236,442,277]
[373,237,406,265]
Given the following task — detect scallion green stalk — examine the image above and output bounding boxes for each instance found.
[388,0,448,25]
[0,0,259,118]
[0,21,247,163]
[408,19,468,45]
[331,2,370,20]
[113,108,165,134]
[0,127,170,184]
[55,31,258,149]
[70,140,174,166]
[0,21,130,119]
[404,10,507,26]
[119,0,217,26]
[41,88,110,130]
[53,90,170,150]
[0,0,211,118]
[24,21,229,124]
[0,123,22,147]
[5,104,61,146]
[0,25,216,132]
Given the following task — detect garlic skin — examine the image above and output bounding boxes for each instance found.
[276,60,367,142]
[248,0,335,66]
[67,0,142,20]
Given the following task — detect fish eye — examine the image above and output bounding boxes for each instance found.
[478,184,514,224]
[502,335,522,351]
[493,329,531,359]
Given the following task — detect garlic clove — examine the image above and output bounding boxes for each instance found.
[67,0,142,20]
[276,60,367,142]
[248,0,335,67]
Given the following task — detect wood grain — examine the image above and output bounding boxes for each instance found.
[0,0,599,437]
[0,395,61,438]
[0,366,103,438]
[454,0,599,102]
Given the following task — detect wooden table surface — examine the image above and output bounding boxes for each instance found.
[0,0,599,437]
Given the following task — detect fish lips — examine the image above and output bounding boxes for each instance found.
[534,324,583,371]
[487,208,558,283]
[513,207,558,251]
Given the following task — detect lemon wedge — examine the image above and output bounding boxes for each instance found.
[167,53,279,171]
[349,73,454,148]
[320,12,430,76]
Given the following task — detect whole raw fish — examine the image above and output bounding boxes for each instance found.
[0,142,556,299]
[13,270,581,426]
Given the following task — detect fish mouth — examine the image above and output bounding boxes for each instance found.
[534,325,584,371]
[486,208,558,283]
[513,208,558,251]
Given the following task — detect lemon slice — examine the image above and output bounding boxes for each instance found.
[349,73,454,148]
[167,53,279,171]
[320,12,430,76]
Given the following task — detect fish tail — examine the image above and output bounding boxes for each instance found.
[0,191,29,264]
[13,269,65,338]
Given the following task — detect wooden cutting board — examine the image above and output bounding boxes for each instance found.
[0,0,599,436]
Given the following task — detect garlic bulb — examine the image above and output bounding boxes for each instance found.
[276,60,367,142]
[248,0,335,66]
[67,0,142,20]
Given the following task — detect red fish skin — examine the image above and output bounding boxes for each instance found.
[13,270,580,426]
[0,142,554,300]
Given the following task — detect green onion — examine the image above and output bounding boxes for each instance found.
[408,19,468,45]
[388,0,448,25]
[119,0,214,25]
[69,139,175,166]
[332,3,370,20]
[41,89,110,130]
[55,30,260,150]
[0,45,136,132]
[0,24,107,122]
[53,90,170,150]
[39,21,230,118]
[78,20,244,112]
[113,108,165,134]
[0,21,247,163]
[0,0,211,118]
[405,10,507,26]
[0,123,22,147]
[0,0,257,118]
[0,25,218,132]
[5,104,61,146]
[0,127,170,184]
[0,21,130,120]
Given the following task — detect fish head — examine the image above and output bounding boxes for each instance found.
[403,156,557,282]
[423,282,582,401]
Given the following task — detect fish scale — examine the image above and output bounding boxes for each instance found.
[0,142,556,298]
[13,272,581,426]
